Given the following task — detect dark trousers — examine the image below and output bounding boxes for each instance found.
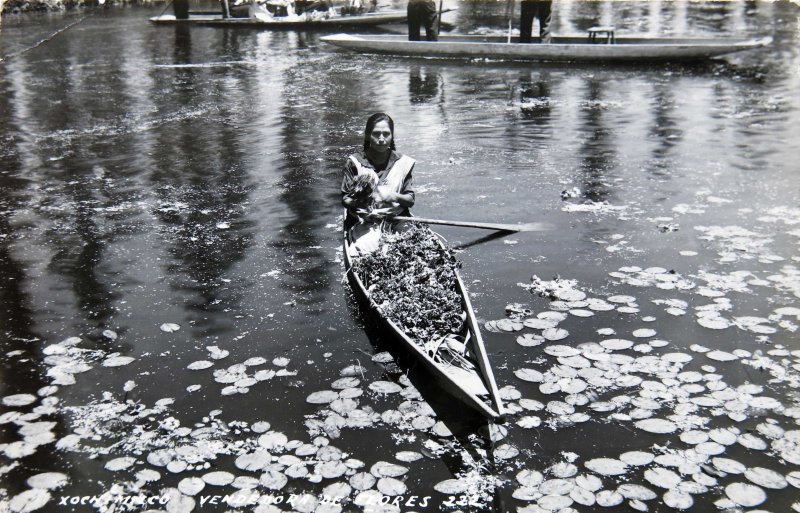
[173,0,190,19]
[520,0,552,43]
[407,0,438,41]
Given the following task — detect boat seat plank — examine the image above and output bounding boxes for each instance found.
[441,366,490,397]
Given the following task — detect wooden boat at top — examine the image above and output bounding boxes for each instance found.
[320,33,772,62]
[343,222,505,419]
[149,10,408,29]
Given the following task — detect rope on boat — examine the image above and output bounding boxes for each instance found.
[424,334,475,370]
[0,14,90,63]
[158,0,174,18]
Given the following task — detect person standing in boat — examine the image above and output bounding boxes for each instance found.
[342,113,416,254]
[407,0,439,41]
[520,0,552,44]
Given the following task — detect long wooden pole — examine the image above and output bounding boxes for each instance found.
[437,0,444,36]
[393,215,549,233]
[506,0,514,43]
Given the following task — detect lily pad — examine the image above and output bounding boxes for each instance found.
[178,477,205,495]
[350,472,376,491]
[307,391,339,404]
[585,458,628,476]
[635,418,677,434]
[370,461,408,478]
[160,323,180,332]
[235,451,272,472]
[516,469,544,488]
[26,473,68,490]
[595,490,624,507]
[494,444,519,460]
[516,333,544,347]
[725,482,766,507]
[600,339,634,351]
[2,394,37,407]
[523,318,558,330]
[514,368,544,382]
[102,356,135,367]
[663,490,693,510]
[377,477,407,496]
[9,489,50,513]
[542,328,569,341]
[644,467,681,489]
[517,416,541,429]
[744,467,787,489]
[105,456,136,471]
[619,451,655,466]
[706,350,738,361]
[617,484,657,500]
[395,451,423,463]
[259,470,287,490]
[369,381,403,394]
[202,471,234,486]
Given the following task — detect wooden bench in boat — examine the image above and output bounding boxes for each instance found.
[588,26,616,44]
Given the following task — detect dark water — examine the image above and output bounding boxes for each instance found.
[1,1,799,512]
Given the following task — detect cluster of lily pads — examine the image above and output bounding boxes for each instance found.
[480,257,800,512]
[2,195,799,513]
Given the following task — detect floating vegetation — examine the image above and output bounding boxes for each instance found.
[2,189,798,513]
[159,323,180,332]
[352,226,465,345]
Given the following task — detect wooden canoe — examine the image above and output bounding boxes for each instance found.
[343,223,505,419]
[320,33,772,62]
[149,10,408,29]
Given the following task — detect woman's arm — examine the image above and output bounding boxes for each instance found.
[341,159,359,209]
[375,168,415,208]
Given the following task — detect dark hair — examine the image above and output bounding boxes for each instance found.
[363,112,396,152]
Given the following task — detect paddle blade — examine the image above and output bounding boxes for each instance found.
[516,222,553,232]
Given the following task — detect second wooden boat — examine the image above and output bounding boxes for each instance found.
[320,33,772,62]
[149,10,408,29]
[343,223,505,419]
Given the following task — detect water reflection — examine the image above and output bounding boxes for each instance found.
[647,79,683,175]
[575,77,613,203]
[270,62,337,313]
[149,27,256,334]
[409,65,442,104]
[519,72,553,127]
[174,23,192,65]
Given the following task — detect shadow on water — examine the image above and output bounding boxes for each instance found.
[0,38,104,500]
[149,24,257,334]
[452,231,516,251]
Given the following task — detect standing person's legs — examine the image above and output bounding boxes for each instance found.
[520,0,534,43]
[537,0,552,43]
[408,2,422,41]
[173,0,190,19]
[422,0,439,41]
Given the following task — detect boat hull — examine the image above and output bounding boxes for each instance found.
[321,33,772,62]
[150,11,407,29]
[343,226,504,419]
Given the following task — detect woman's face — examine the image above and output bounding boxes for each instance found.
[369,120,393,154]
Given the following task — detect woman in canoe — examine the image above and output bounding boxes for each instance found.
[341,112,416,255]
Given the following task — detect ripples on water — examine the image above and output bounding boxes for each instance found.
[0,1,799,512]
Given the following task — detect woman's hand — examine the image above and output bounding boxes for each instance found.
[373,185,396,203]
